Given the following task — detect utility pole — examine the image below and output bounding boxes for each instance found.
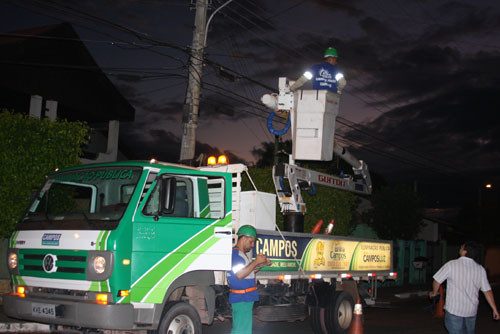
[179,0,208,163]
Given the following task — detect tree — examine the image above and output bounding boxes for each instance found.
[457,197,500,245]
[251,140,291,167]
[0,111,89,238]
[363,185,423,240]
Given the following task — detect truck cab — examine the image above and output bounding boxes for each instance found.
[5,161,233,331]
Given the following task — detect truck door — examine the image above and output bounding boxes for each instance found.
[130,172,231,304]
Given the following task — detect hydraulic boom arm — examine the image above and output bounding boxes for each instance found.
[263,77,372,214]
[272,151,371,214]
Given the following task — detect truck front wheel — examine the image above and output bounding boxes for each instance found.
[325,291,354,333]
[156,301,202,334]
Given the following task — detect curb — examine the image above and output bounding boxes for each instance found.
[0,322,50,333]
[394,290,429,299]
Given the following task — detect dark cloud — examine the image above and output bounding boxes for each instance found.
[358,17,401,41]
[424,4,500,44]
[3,0,500,205]
[359,45,462,102]
[344,49,500,180]
[120,129,180,161]
[201,94,236,118]
[119,127,247,164]
[310,0,364,17]
[116,84,181,121]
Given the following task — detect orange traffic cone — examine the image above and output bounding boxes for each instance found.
[349,298,363,334]
[434,285,445,318]
[323,219,335,235]
[311,219,324,234]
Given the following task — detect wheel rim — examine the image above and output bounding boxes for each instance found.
[166,314,195,334]
[337,299,353,329]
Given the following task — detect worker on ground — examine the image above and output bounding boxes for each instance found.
[227,225,271,334]
[429,241,499,334]
[290,47,347,94]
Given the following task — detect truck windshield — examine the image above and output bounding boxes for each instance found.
[18,167,142,230]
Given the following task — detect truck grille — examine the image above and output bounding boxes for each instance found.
[19,249,87,279]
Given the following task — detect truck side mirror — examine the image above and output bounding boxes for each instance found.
[30,187,42,202]
[160,177,176,214]
[30,190,38,202]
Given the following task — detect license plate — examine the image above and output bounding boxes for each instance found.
[32,303,56,318]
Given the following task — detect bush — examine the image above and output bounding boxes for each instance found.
[0,111,89,237]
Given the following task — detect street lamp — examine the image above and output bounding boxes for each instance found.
[477,183,493,241]
[204,0,234,47]
[478,183,493,206]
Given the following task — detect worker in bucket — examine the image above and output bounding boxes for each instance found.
[227,225,271,334]
[429,241,499,333]
[290,47,347,94]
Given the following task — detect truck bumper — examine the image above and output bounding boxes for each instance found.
[3,294,135,330]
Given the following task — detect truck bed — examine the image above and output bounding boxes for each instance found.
[254,229,394,281]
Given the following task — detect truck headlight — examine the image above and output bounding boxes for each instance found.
[8,252,18,270]
[93,256,106,274]
[86,251,113,280]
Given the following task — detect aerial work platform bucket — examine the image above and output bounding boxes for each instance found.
[261,77,342,162]
[292,89,340,161]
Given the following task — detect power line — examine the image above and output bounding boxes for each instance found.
[214,4,305,60]
[223,35,274,142]
[203,86,274,121]
[336,117,465,175]
[334,135,455,177]
[0,60,185,79]
[203,96,265,143]
[206,0,307,50]
[0,32,152,48]
[202,82,280,119]
[10,0,279,93]
[6,0,490,176]
[5,0,188,66]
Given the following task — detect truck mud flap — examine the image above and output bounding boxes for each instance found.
[254,304,308,322]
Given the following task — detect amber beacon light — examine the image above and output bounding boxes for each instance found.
[207,155,229,165]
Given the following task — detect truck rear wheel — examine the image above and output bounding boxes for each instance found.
[325,291,354,334]
[156,301,202,334]
[310,306,327,334]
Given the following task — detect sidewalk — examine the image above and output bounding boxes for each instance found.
[375,284,431,303]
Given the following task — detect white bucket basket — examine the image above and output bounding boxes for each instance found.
[292,90,340,161]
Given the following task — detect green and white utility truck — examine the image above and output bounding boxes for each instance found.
[4,78,396,333]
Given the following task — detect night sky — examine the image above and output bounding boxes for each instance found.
[1,0,499,207]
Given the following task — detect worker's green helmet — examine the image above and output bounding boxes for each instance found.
[324,47,339,58]
[237,225,257,238]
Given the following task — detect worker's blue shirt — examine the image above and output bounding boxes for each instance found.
[305,62,343,93]
[227,248,259,304]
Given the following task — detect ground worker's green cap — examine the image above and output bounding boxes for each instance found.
[324,47,339,58]
[237,225,257,238]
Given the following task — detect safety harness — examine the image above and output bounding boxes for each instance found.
[230,286,257,294]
